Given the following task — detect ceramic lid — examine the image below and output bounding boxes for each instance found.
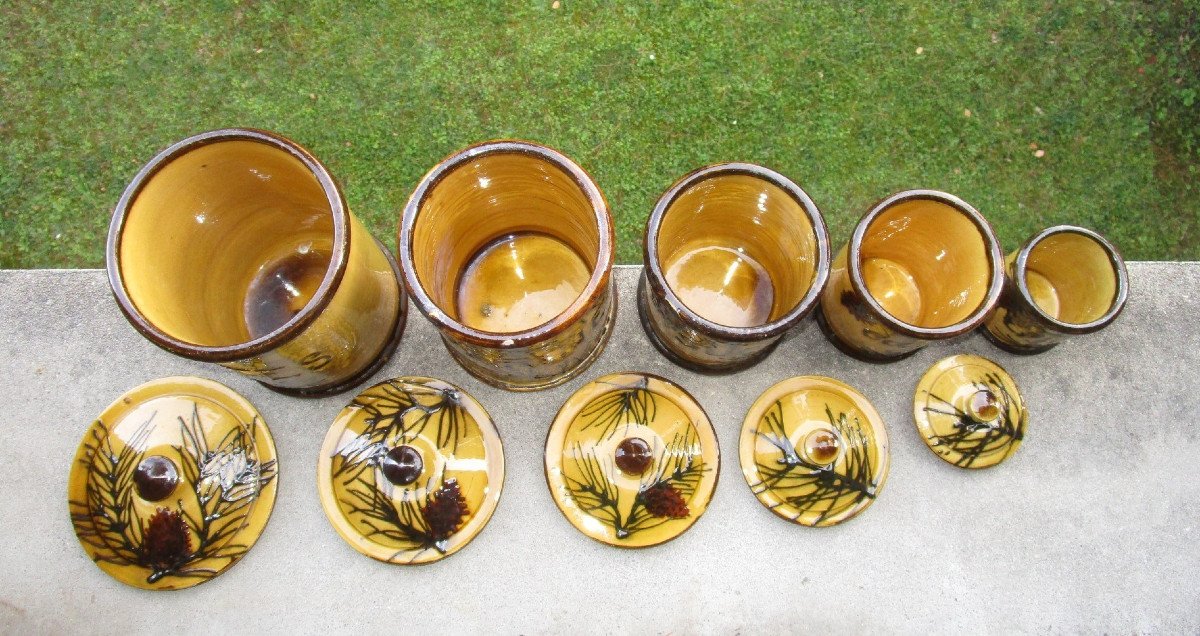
[68,376,278,590]
[317,377,504,564]
[740,376,889,527]
[913,354,1027,468]
[544,373,719,548]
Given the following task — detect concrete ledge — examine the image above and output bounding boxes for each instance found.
[0,263,1196,633]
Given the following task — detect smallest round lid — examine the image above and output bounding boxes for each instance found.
[914,354,1027,469]
[740,376,890,527]
[317,377,504,565]
[68,376,278,590]
[545,373,720,548]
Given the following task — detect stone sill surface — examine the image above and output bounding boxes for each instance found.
[0,263,1196,633]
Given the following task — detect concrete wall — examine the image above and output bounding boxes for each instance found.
[0,264,1196,633]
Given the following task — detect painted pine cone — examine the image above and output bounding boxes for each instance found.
[422,479,470,540]
[642,482,689,518]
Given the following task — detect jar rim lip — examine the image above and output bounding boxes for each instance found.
[106,128,351,362]
[847,189,1005,338]
[642,162,831,341]
[1013,225,1129,333]
[397,139,615,347]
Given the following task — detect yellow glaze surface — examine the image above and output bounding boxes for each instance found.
[857,198,991,329]
[984,227,1125,353]
[1023,232,1117,324]
[67,377,278,590]
[545,373,719,548]
[317,377,503,564]
[112,132,403,394]
[456,232,591,333]
[740,376,888,527]
[913,354,1027,469]
[401,142,615,391]
[820,192,999,360]
[655,173,818,327]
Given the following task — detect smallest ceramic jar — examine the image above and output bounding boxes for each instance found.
[983,225,1129,354]
[639,163,830,372]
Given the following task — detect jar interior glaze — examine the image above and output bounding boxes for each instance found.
[857,199,991,329]
[655,174,818,328]
[1022,231,1118,324]
[410,152,601,334]
[119,140,338,347]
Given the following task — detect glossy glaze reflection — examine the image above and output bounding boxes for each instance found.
[984,226,1128,354]
[67,377,278,590]
[639,165,830,372]
[819,190,1003,362]
[317,377,504,564]
[664,242,775,327]
[914,354,1027,469]
[545,373,719,548]
[244,246,332,339]
[400,141,615,391]
[456,232,591,333]
[108,129,406,396]
[739,376,889,527]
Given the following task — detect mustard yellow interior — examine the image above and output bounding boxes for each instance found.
[1025,232,1117,324]
[858,199,990,329]
[410,152,601,331]
[655,174,818,326]
[119,140,335,347]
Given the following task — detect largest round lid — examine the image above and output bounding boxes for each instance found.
[545,373,720,548]
[67,376,278,590]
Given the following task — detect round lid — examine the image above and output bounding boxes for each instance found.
[544,373,719,548]
[913,354,1027,468]
[317,377,504,564]
[67,376,278,590]
[740,376,889,527]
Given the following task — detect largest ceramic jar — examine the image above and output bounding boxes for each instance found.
[399,140,616,391]
[107,128,407,396]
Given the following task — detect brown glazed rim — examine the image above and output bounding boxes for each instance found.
[106,128,350,363]
[1014,224,1129,334]
[643,162,832,342]
[542,371,720,549]
[848,189,1004,339]
[398,139,615,347]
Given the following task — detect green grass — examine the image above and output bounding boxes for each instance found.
[2,0,1198,268]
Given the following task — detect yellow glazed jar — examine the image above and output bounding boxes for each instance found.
[819,190,1004,362]
[983,225,1129,354]
[399,140,616,391]
[638,163,830,372]
[107,128,406,396]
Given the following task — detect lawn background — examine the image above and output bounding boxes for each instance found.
[2,0,1197,268]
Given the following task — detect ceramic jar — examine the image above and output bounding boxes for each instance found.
[398,140,616,391]
[818,190,1004,362]
[983,225,1129,353]
[638,163,830,372]
[107,128,406,396]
